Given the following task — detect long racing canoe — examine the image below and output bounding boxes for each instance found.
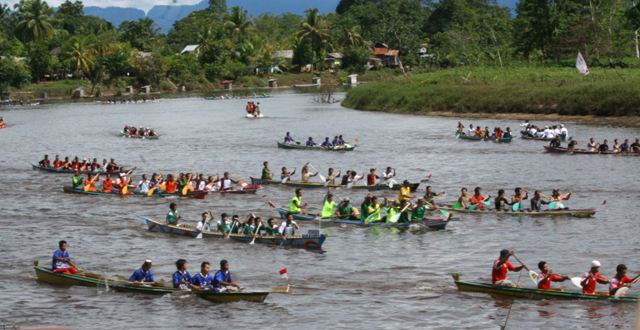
[251,177,420,192]
[140,216,326,250]
[119,132,160,140]
[63,186,209,199]
[439,204,596,218]
[34,261,269,303]
[544,146,639,156]
[520,131,568,141]
[455,133,512,143]
[452,274,637,302]
[274,208,449,229]
[32,164,120,175]
[277,141,355,152]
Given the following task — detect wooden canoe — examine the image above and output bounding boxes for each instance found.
[34,262,269,303]
[140,216,326,250]
[455,133,512,143]
[62,186,209,199]
[452,274,637,302]
[250,177,420,192]
[32,164,120,175]
[520,131,568,141]
[544,146,639,156]
[277,141,355,151]
[119,132,160,140]
[274,208,448,229]
[439,204,596,218]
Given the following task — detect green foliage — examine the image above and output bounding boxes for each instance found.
[0,57,31,92]
[14,0,55,43]
[27,43,53,82]
[342,46,370,72]
[118,18,159,51]
[293,38,315,67]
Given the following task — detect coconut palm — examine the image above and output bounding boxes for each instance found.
[14,0,55,43]
[297,9,331,56]
[66,36,95,77]
[224,6,252,40]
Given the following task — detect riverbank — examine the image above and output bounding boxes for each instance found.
[342,67,640,126]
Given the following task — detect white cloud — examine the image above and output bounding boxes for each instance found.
[3,0,202,12]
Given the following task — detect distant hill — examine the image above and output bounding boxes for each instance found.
[84,0,518,33]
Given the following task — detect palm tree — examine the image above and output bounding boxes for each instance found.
[66,36,95,78]
[14,0,55,43]
[297,9,331,56]
[224,6,252,39]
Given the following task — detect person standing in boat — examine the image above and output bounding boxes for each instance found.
[172,259,192,290]
[261,161,272,180]
[191,261,213,290]
[289,189,307,215]
[52,240,77,274]
[166,202,181,226]
[609,264,640,296]
[213,260,241,293]
[492,250,525,287]
[306,137,317,147]
[536,261,570,290]
[560,124,568,139]
[129,260,155,284]
[580,260,609,294]
[284,132,294,144]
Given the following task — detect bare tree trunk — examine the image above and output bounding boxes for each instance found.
[636,29,640,58]
[490,28,504,68]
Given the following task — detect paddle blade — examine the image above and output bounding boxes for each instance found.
[614,287,629,298]
[147,187,155,196]
[196,232,203,239]
[267,200,276,208]
[570,277,583,289]
[238,180,248,188]
[318,174,326,183]
[528,271,539,286]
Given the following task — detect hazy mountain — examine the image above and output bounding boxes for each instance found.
[83,6,145,27]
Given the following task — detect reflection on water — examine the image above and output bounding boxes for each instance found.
[0,92,639,329]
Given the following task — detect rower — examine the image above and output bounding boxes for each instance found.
[195,174,206,191]
[510,187,528,211]
[165,174,177,194]
[230,215,241,233]
[366,168,379,186]
[536,261,569,290]
[580,260,609,294]
[587,138,598,151]
[549,136,561,148]
[300,164,317,182]
[598,139,609,152]
[530,190,549,211]
[52,240,77,274]
[321,193,336,219]
[265,218,279,235]
[241,215,257,235]
[381,167,395,183]
[609,264,640,296]
[424,186,445,204]
[172,259,192,290]
[337,135,345,145]
[279,214,299,237]
[305,137,317,147]
[219,172,238,191]
[166,202,181,226]
[137,174,150,194]
[398,180,413,204]
[631,138,640,152]
[567,139,578,151]
[102,174,113,193]
[129,260,155,283]
[321,137,333,149]
[90,158,100,171]
[474,126,483,137]
[84,173,98,192]
[332,135,339,146]
[456,122,464,133]
[613,139,621,153]
[261,161,272,180]
[191,261,213,290]
[39,154,51,168]
[281,167,295,182]
[337,198,358,220]
[548,189,571,210]
[289,189,306,214]
[469,187,490,210]
[360,195,372,220]
[340,170,351,186]
[71,171,84,190]
[62,157,71,169]
[467,124,474,136]
[410,198,429,222]
[106,158,118,172]
[492,250,524,287]
[326,168,340,185]
[213,260,241,293]
[620,139,630,153]
[494,189,511,211]
[503,127,512,138]
[217,213,231,233]
[284,132,294,144]
[560,124,568,139]
[366,196,382,222]
[197,212,212,232]
[53,155,62,168]
[456,187,471,209]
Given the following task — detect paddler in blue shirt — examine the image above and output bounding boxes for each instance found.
[172,259,192,289]
[305,137,317,147]
[129,260,155,283]
[213,260,241,293]
[284,132,294,144]
[191,261,213,290]
[52,240,77,274]
[321,137,333,149]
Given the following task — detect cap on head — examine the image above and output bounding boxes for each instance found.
[591,260,601,268]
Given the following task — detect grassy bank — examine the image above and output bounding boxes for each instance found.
[342,67,640,119]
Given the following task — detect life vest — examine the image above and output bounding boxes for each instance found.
[289,196,302,213]
[165,180,177,193]
[321,200,335,218]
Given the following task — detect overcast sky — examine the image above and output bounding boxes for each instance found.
[2,0,202,12]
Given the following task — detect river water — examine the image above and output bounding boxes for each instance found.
[0,92,638,329]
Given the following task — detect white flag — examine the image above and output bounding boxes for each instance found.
[576,52,590,76]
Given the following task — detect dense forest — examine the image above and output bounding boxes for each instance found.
[1,0,639,96]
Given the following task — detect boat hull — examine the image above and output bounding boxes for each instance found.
[32,164,120,175]
[250,177,419,192]
[63,186,208,199]
[141,216,326,250]
[277,141,355,151]
[35,264,105,287]
[544,146,639,156]
[439,205,596,218]
[520,131,568,141]
[452,274,637,302]
[119,132,159,139]
[455,133,512,143]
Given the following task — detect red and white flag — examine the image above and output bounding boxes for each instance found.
[279,268,288,279]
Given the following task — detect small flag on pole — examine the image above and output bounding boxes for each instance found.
[279,268,288,279]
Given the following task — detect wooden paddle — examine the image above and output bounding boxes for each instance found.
[512,254,539,285]
[250,223,262,245]
[389,201,412,223]
[120,167,137,195]
[181,173,193,196]
[613,275,640,298]
[83,173,101,192]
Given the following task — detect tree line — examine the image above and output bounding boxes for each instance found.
[1,0,639,95]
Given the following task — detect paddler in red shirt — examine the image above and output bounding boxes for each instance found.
[580,260,609,294]
[470,187,490,210]
[366,168,379,186]
[536,261,569,290]
[165,174,178,194]
[53,155,63,168]
[102,174,114,193]
[492,250,525,287]
[609,264,639,296]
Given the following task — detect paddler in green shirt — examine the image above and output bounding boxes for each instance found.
[385,201,400,223]
[410,198,428,222]
[337,198,358,220]
[71,170,84,190]
[365,196,382,223]
[261,161,272,180]
[321,193,336,219]
[289,189,306,214]
[166,202,181,225]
